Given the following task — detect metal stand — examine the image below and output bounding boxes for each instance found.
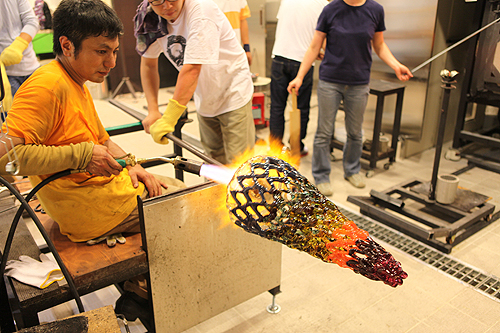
[330,80,405,177]
[110,45,137,99]
[111,77,137,99]
[348,70,496,253]
[266,286,281,314]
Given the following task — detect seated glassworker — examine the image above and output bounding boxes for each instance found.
[0,1,183,329]
[0,0,184,246]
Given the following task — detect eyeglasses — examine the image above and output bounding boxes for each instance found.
[149,0,178,5]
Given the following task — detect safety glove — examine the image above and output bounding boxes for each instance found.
[5,253,64,289]
[149,99,187,144]
[0,62,12,112]
[87,233,126,247]
[1,37,29,67]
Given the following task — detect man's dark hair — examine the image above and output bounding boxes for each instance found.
[52,0,124,57]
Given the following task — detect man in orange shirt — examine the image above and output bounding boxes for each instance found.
[0,0,182,246]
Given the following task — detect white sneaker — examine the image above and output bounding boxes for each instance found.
[345,173,366,188]
[317,182,333,196]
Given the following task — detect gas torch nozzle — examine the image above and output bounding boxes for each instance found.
[168,156,204,175]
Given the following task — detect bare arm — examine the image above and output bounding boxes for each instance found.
[372,32,412,82]
[140,56,162,133]
[288,30,326,94]
[147,64,199,145]
[103,138,127,157]
[172,63,201,105]
[18,32,33,44]
[240,18,252,65]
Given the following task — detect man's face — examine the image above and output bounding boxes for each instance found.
[151,0,185,22]
[70,35,119,84]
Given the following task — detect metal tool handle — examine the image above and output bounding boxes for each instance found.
[165,133,222,166]
[411,16,500,73]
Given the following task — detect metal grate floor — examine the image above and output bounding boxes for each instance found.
[339,206,500,303]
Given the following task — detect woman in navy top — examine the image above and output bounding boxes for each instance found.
[288,0,412,195]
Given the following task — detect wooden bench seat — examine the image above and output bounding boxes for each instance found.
[1,193,147,329]
[36,207,147,293]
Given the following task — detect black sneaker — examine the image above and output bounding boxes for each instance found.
[115,292,153,331]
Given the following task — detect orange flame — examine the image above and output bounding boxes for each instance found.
[203,138,300,229]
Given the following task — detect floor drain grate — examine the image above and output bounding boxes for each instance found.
[339,206,500,303]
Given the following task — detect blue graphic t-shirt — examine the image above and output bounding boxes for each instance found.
[317,0,385,85]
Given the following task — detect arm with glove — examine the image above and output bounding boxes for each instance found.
[1,33,32,67]
[0,136,122,177]
[146,60,201,143]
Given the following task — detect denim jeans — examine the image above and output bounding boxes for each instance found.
[312,79,369,184]
[270,56,314,150]
[8,75,32,96]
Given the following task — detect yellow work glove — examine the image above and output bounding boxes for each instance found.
[0,142,94,176]
[1,62,12,113]
[1,37,29,67]
[149,99,187,144]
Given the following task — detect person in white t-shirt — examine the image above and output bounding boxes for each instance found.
[0,0,40,96]
[269,0,328,157]
[212,0,252,65]
[135,0,255,165]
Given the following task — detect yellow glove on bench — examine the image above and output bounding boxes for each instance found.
[1,37,29,67]
[150,99,187,144]
[0,142,94,176]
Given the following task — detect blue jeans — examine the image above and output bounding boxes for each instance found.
[270,56,314,150]
[312,80,369,184]
[8,75,31,96]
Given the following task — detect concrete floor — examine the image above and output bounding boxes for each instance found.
[31,86,500,333]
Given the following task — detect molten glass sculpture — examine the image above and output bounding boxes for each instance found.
[226,156,408,287]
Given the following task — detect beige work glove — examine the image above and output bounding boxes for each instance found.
[149,99,187,144]
[1,37,29,67]
[5,253,64,289]
[87,233,126,247]
[0,142,94,176]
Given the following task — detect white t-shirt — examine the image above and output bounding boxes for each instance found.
[0,0,40,76]
[271,0,328,63]
[212,0,251,45]
[143,0,253,117]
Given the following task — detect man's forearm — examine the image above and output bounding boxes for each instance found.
[19,32,33,44]
[103,139,127,158]
[240,19,250,45]
[172,64,201,106]
[140,58,161,114]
